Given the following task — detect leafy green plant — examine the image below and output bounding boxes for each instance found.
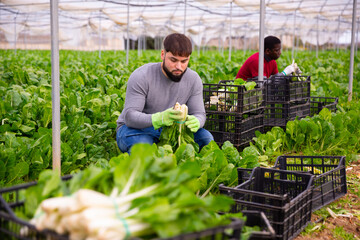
[21,144,245,239]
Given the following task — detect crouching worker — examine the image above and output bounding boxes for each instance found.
[116,33,214,154]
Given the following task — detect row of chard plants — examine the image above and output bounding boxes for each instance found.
[0,49,359,189]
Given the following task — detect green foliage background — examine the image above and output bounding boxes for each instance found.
[0,49,359,187]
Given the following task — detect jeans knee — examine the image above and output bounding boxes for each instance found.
[116,126,158,154]
[194,128,214,149]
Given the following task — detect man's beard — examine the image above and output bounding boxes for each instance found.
[162,60,186,82]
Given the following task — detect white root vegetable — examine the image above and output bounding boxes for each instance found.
[75,189,114,208]
[30,186,159,240]
[76,185,158,209]
[86,217,150,240]
[173,102,188,144]
[173,102,188,121]
[41,196,80,215]
[33,210,62,231]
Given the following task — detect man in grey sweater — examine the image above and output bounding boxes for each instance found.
[116,33,213,153]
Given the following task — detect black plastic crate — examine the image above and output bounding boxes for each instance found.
[219,167,314,240]
[249,76,310,103]
[264,101,310,127]
[0,177,244,240]
[242,210,276,240]
[203,81,264,114]
[237,168,254,184]
[310,97,338,116]
[205,112,264,149]
[274,155,347,212]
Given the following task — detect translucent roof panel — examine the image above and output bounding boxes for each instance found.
[0,0,358,49]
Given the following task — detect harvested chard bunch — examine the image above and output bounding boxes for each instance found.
[173,102,188,144]
[29,188,154,240]
[292,59,305,80]
[22,144,240,240]
[158,102,199,152]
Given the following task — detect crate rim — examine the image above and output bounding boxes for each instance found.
[274,155,346,177]
[0,175,73,194]
[273,155,347,212]
[219,184,290,201]
[246,167,314,189]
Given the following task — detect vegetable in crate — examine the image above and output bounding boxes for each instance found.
[205,80,256,112]
[21,144,243,240]
[158,102,199,152]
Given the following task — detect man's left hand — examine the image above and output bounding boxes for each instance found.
[185,115,200,132]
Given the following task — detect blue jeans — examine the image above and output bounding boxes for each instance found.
[116,125,214,154]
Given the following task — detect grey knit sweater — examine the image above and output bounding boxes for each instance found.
[116,62,206,131]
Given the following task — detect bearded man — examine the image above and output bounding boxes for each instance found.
[115,33,213,154]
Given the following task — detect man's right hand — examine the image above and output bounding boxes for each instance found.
[152,108,183,129]
[282,65,295,76]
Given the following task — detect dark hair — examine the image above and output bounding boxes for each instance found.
[163,33,192,57]
[264,36,281,51]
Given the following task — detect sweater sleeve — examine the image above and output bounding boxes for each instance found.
[186,75,206,128]
[121,70,153,129]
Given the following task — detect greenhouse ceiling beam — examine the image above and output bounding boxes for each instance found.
[258,0,265,82]
[292,10,296,60]
[348,0,357,102]
[292,0,302,60]
[50,0,61,175]
[99,10,102,58]
[13,11,17,55]
[102,0,181,7]
[126,0,129,65]
[228,1,232,62]
[183,0,186,34]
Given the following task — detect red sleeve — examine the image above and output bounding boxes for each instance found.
[236,68,243,79]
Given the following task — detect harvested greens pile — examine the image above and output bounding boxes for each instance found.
[20,143,254,240]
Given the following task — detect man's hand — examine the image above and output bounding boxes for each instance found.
[282,65,295,76]
[185,115,200,132]
[152,108,183,129]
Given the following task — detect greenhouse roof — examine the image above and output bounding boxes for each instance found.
[0,0,358,49]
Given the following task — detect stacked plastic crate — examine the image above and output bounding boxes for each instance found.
[259,75,311,130]
[203,81,264,150]
[219,167,314,240]
[310,96,338,116]
[273,155,347,211]
[232,155,347,239]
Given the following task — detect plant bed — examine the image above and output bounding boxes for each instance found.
[219,167,314,240]
[273,155,347,212]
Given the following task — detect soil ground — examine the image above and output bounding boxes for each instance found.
[295,159,360,240]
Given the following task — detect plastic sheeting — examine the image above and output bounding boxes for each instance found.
[0,0,358,50]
